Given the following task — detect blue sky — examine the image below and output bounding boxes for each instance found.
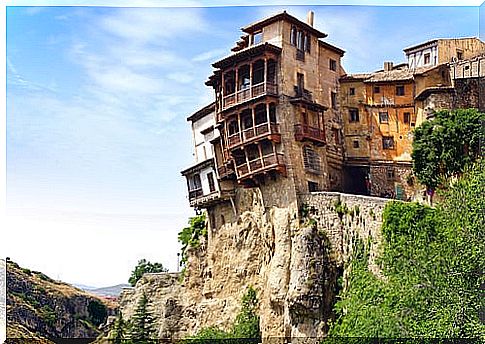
[4,2,483,287]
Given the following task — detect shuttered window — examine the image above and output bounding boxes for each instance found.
[303,146,321,173]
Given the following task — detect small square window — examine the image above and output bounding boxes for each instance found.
[349,108,359,122]
[349,87,355,96]
[374,86,380,94]
[396,85,405,96]
[387,168,395,180]
[424,53,431,64]
[252,31,263,45]
[308,181,319,192]
[379,112,389,124]
[383,136,395,149]
[353,140,359,148]
[329,59,337,71]
[403,112,411,124]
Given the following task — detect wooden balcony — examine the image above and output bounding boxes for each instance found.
[235,152,286,180]
[217,163,235,180]
[222,82,278,111]
[188,188,203,200]
[227,122,280,149]
[294,124,326,145]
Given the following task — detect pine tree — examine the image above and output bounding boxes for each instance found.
[109,311,126,344]
[128,293,157,343]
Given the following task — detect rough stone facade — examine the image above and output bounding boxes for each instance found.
[117,191,391,340]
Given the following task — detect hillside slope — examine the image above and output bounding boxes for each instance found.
[6,259,117,342]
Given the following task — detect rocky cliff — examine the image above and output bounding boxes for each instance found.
[115,189,389,341]
[6,259,117,342]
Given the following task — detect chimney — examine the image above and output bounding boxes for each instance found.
[307,11,314,27]
[384,61,394,71]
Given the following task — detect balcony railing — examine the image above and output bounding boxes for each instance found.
[235,152,285,179]
[217,164,235,179]
[188,188,203,200]
[222,82,278,110]
[294,124,326,144]
[227,122,280,149]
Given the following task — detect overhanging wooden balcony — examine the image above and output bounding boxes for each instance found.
[222,82,278,111]
[217,163,235,180]
[294,124,326,146]
[235,152,286,180]
[227,122,280,149]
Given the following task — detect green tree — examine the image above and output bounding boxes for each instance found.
[128,293,157,343]
[232,286,260,339]
[87,300,108,326]
[178,214,207,266]
[412,108,484,189]
[128,259,168,287]
[109,311,127,344]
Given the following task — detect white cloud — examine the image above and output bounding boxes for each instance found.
[192,48,227,62]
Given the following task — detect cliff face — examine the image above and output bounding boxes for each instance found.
[6,260,116,342]
[117,189,389,340]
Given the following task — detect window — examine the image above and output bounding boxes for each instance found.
[331,92,337,109]
[424,53,430,64]
[349,87,355,96]
[190,173,202,191]
[207,172,215,192]
[305,33,311,53]
[403,112,411,124]
[387,168,395,180]
[379,111,389,124]
[303,146,321,173]
[252,31,262,45]
[308,181,319,192]
[457,50,463,60]
[329,59,337,71]
[290,26,297,46]
[382,136,395,149]
[296,73,305,95]
[396,85,405,96]
[349,108,359,122]
[228,120,239,135]
[374,86,380,94]
[353,140,360,148]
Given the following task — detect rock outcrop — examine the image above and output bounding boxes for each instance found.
[116,189,390,341]
[6,260,116,342]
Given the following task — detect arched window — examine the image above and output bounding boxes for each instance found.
[302,145,321,173]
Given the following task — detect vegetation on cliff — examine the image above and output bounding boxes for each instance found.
[6,259,116,342]
[128,259,168,287]
[188,286,261,342]
[412,108,484,189]
[329,159,485,338]
[178,213,207,267]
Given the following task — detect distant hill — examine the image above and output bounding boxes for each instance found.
[87,284,131,298]
[6,259,117,343]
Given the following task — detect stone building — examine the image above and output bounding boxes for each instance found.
[404,37,485,69]
[341,38,484,199]
[205,10,346,196]
[340,62,451,199]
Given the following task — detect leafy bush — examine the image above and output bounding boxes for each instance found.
[329,159,485,338]
[178,214,207,267]
[128,259,168,287]
[189,287,261,342]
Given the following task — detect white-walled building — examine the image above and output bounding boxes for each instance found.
[181,103,234,209]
